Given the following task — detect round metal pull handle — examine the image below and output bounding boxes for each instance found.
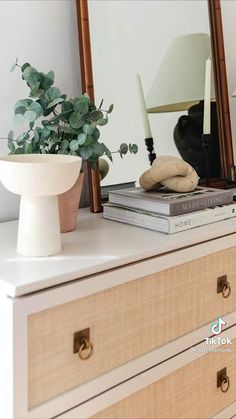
[221,375,230,393]
[78,338,94,360]
[222,282,231,299]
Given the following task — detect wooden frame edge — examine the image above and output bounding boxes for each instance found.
[208,0,234,182]
[76,0,102,213]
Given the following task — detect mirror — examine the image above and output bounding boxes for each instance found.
[77,0,234,212]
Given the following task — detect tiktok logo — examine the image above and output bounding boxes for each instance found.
[210,317,226,335]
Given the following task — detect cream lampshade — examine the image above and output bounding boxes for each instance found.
[146,33,215,113]
[143,32,221,184]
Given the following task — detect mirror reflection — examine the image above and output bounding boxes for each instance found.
[88,0,220,193]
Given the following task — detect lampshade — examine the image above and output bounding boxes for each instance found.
[146,33,215,113]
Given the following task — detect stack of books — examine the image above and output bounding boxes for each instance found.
[103,186,236,234]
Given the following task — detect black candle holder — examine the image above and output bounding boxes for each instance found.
[145,137,156,166]
[202,133,211,186]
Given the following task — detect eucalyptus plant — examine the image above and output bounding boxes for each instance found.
[6,59,138,168]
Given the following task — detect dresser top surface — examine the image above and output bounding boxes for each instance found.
[1,208,236,297]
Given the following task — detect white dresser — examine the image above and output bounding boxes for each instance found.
[1,209,236,419]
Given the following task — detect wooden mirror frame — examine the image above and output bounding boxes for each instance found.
[76,0,234,213]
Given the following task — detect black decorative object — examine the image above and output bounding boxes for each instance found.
[173,101,221,181]
[145,137,156,165]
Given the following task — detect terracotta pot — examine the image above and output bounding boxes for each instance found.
[58,171,84,233]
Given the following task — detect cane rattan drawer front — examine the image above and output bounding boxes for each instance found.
[93,340,236,419]
[28,247,236,409]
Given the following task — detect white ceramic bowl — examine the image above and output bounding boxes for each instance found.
[0,154,82,196]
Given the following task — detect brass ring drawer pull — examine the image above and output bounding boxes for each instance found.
[217,367,230,393]
[217,275,231,299]
[220,375,230,393]
[222,282,231,298]
[78,337,94,360]
[73,328,94,361]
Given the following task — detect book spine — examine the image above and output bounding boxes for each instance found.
[170,190,233,216]
[168,204,236,233]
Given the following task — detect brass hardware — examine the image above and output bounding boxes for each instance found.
[78,338,93,360]
[217,367,230,393]
[73,328,93,360]
[217,275,231,298]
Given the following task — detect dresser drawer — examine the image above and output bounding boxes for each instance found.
[28,247,236,409]
[93,339,236,419]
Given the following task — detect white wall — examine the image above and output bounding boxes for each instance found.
[0,0,81,222]
[221,0,236,163]
[88,0,210,187]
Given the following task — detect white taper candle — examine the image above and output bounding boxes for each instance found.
[203,57,211,135]
[136,73,152,138]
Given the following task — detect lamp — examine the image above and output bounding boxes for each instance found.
[145,33,221,185]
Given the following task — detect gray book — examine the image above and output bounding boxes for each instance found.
[108,187,234,216]
[103,202,236,234]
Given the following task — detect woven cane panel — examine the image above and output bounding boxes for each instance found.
[28,247,236,408]
[94,340,236,419]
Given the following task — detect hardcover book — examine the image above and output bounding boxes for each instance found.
[108,187,233,216]
[103,202,236,234]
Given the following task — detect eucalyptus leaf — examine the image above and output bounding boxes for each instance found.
[14,99,32,110]
[92,142,106,156]
[90,110,103,122]
[14,147,25,154]
[77,133,87,145]
[46,97,64,109]
[97,118,108,126]
[34,129,40,143]
[92,128,100,141]
[29,82,41,98]
[8,140,15,152]
[26,143,33,153]
[41,71,54,90]
[15,106,26,115]
[13,114,25,125]
[21,63,31,72]
[29,101,43,117]
[61,139,69,150]
[62,101,74,114]
[10,63,16,73]
[74,96,90,113]
[57,149,69,155]
[83,124,94,135]
[129,143,138,154]
[79,146,93,160]
[69,112,84,129]
[16,132,29,143]
[8,130,14,141]
[45,86,61,102]
[63,126,77,135]
[108,104,114,113]
[119,143,128,155]
[69,139,79,152]
[103,144,113,162]
[22,65,38,82]
[24,110,37,122]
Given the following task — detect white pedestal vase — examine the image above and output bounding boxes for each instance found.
[0,154,82,257]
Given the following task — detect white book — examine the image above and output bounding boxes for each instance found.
[103,202,236,234]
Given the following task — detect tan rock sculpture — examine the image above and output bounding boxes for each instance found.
[139,155,199,193]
